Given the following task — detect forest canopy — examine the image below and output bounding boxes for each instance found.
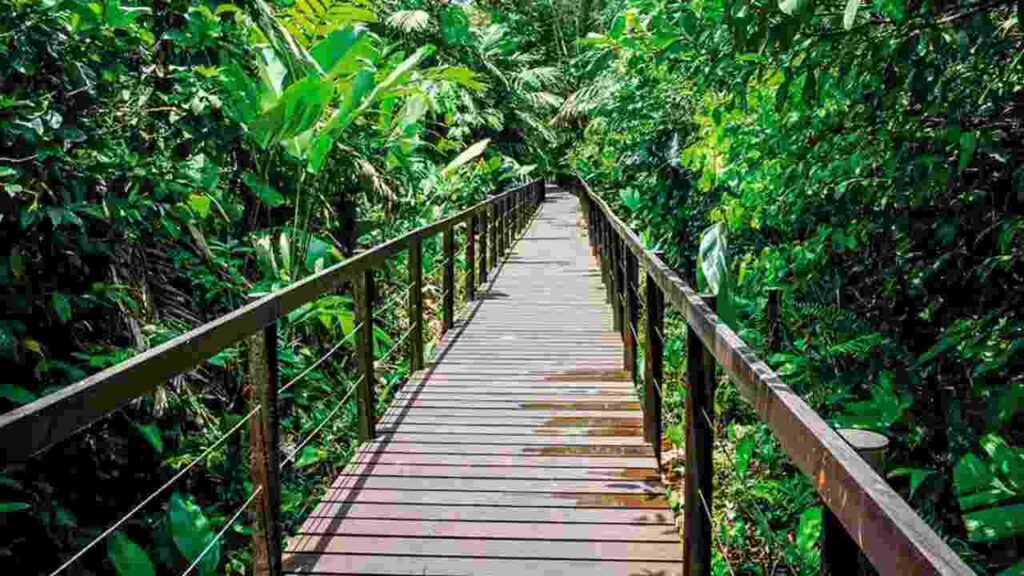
[1,0,1022,574]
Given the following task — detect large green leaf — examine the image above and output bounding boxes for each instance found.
[168,493,219,576]
[0,384,37,405]
[964,503,1024,543]
[107,532,155,576]
[842,0,860,29]
[310,27,372,78]
[441,139,491,178]
[698,223,728,294]
[249,76,333,148]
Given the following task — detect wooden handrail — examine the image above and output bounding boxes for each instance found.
[571,176,973,576]
[0,180,543,465]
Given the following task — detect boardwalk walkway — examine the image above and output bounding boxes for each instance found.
[284,189,683,575]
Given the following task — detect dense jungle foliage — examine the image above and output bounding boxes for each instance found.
[561,0,1023,573]
[0,0,1022,574]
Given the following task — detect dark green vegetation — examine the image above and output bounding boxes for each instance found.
[0,0,1021,574]
[562,0,1023,574]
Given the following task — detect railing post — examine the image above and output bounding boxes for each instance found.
[624,249,639,377]
[354,269,376,441]
[611,234,624,333]
[247,322,283,576]
[489,202,498,271]
[822,429,889,576]
[644,251,665,465]
[409,237,424,371]
[466,216,476,301]
[684,294,716,576]
[442,228,455,332]
[601,217,614,306]
[479,210,488,284]
[496,199,506,258]
[766,287,782,352]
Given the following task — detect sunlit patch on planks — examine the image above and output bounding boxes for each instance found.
[283,190,683,575]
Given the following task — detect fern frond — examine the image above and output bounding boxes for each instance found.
[385,9,431,32]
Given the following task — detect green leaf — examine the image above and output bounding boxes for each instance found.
[980,434,1024,490]
[107,532,156,576]
[796,507,822,553]
[889,467,936,499]
[188,194,212,218]
[0,384,37,405]
[440,7,470,45]
[964,503,1024,543]
[954,453,995,496]
[242,173,285,207]
[310,28,371,77]
[0,502,30,513]
[294,445,326,468]
[51,293,72,324]
[959,131,977,170]
[249,76,333,148]
[734,435,755,477]
[168,493,219,576]
[843,0,860,29]
[698,223,728,294]
[132,423,163,453]
[441,139,491,178]
[307,132,335,174]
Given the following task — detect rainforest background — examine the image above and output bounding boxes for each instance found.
[0,0,1021,574]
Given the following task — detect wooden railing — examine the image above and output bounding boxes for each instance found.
[569,175,974,576]
[0,179,546,575]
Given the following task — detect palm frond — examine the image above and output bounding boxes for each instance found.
[385,9,431,33]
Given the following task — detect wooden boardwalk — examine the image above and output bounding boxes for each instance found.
[284,189,683,575]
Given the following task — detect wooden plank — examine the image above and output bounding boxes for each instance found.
[331,452,654,469]
[283,555,682,576]
[285,535,680,561]
[358,442,655,457]
[304,502,676,525]
[294,518,678,541]
[338,463,659,481]
[317,488,670,509]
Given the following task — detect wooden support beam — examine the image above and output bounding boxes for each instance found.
[408,238,424,372]
[442,228,455,332]
[684,294,716,576]
[624,250,639,377]
[479,211,488,284]
[644,253,665,465]
[466,216,476,301]
[354,269,376,441]
[247,323,283,576]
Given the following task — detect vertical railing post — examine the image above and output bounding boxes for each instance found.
[409,237,424,372]
[684,294,716,576]
[610,234,624,334]
[479,210,489,284]
[247,322,282,576]
[822,430,889,576]
[489,202,498,272]
[624,249,639,377]
[497,199,506,258]
[644,252,665,466]
[766,287,782,353]
[442,228,455,332]
[601,217,614,306]
[354,269,376,441]
[466,216,476,301]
